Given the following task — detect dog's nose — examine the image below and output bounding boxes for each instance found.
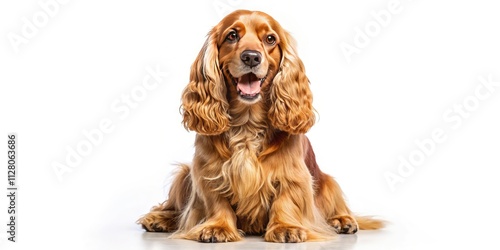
[240,50,262,67]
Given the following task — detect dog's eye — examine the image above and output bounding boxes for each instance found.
[226,31,239,42]
[265,35,276,45]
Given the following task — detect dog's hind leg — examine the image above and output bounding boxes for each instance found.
[303,136,383,234]
[137,164,191,232]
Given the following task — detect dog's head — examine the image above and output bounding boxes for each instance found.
[181,10,315,135]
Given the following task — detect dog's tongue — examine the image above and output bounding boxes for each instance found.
[237,73,261,95]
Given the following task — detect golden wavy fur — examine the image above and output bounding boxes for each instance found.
[138,10,383,243]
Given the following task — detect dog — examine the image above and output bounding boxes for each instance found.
[138,9,383,243]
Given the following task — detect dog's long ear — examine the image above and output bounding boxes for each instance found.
[268,30,315,134]
[181,28,230,135]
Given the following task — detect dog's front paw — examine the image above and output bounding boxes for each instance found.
[265,226,307,243]
[198,226,242,243]
[328,215,358,234]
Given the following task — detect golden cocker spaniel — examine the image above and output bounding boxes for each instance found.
[138,10,383,243]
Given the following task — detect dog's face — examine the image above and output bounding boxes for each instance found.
[182,10,315,135]
[217,10,283,104]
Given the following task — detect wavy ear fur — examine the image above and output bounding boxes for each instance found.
[181,29,230,135]
[268,31,315,134]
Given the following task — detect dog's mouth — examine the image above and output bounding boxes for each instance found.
[233,73,266,101]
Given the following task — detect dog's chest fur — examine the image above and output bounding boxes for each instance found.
[221,104,275,233]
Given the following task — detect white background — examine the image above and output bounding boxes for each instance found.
[1,0,499,249]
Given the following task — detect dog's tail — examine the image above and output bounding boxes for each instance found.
[356,216,385,230]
